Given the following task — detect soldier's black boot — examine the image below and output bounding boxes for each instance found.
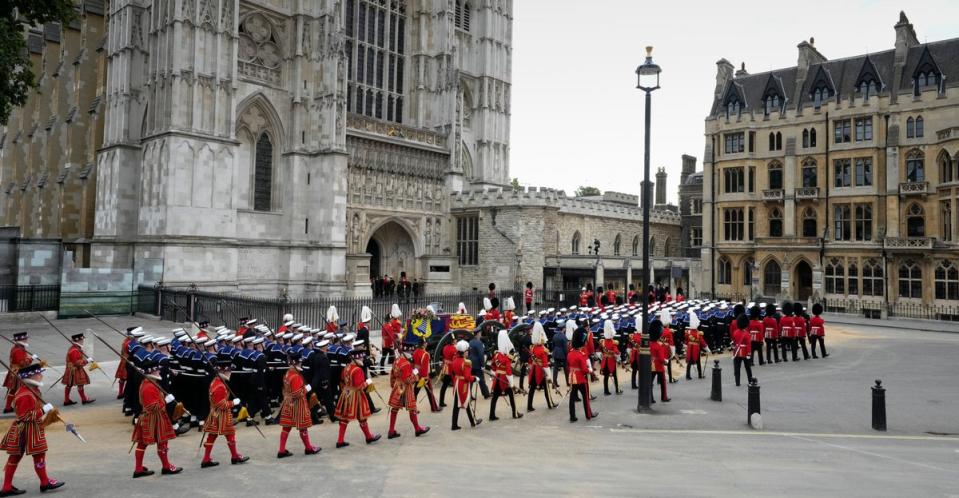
[488,392,499,421]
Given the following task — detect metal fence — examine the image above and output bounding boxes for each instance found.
[140,285,523,329]
[0,285,60,313]
[823,297,959,321]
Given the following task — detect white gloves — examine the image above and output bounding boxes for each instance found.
[164,394,176,404]
[412,368,419,376]
[232,398,241,407]
[365,379,373,386]
[87,357,94,363]
[305,384,312,393]
[31,354,39,360]
[42,403,53,414]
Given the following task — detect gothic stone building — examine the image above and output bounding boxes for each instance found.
[702,12,959,311]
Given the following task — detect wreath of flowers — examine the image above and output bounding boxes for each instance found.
[410,308,437,322]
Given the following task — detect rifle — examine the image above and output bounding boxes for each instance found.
[82,310,129,338]
[36,313,112,383]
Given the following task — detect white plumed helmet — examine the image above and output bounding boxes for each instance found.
[497,329,513,354]
[455,340,469,353]
[603,320,615,340]
[531,321,547,345]
[360,306,372,323]
[326,305,339,323]
[688,311,700,329]
[390,304,402,318]
[565,320,577,341]
[457,302,468,314]
[483,298,492,312]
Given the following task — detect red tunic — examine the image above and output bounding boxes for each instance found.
[628,332,642,364]
[567,349,589,385]
[491,351,512,391]
[780,316,795,339]
[524,288,533,305]
[115,338,130,380]
[809,316,826,337]
[440,343,456,376]
[748,319,764,344]
[501,310,515,328]
[325,322,337,334]
[382,320,400,349]
[484,309,501,322]
[604,290,617,305]
[1,385,47,455]
[794,316,808,338]
[335,364,372,422]
[578,292,589,307]
[676,294,685,303]
[64,344,90,387]
[3,345,30,390]
[661,327,675,347]
[763,316,780,340]
[388,357,417,412]
[685,330,707,362]
[412,348,431,379]
[203,377,235,436]
[650,341,668,373]
[450,357,474,407]
[528,345,549,385]
[279,369,312,429]
[732,329,751,358]
[599,338,619,375]
[132,380,177,445]
[584,332,596,357]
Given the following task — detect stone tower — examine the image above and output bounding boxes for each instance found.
[655,167,667,206]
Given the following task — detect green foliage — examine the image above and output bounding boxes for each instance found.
[510,177,520,189]
[574,186,602,197]
[0,1,76,125]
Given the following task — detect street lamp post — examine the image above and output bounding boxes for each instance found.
[636,46,661,412]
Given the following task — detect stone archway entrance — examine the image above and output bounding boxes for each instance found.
[795,260,813,301]
[368,221,416,282]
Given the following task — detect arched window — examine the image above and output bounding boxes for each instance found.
[802,158,818,188]
[935,260,959,300]
[649,237,656,257]
[939,151,953,184]
[763,260,781,296]
[663,237,672,258]
[810,128,817,147]
[768,132,775,151]
[942,200,953,242]
[802,208,818,237]
[916,116,924,138]
[899,260,922,299]
[906,150,925,182]
[825,258,845,295]
[631,236,639,256]
[862,259,884,296]
[571,232,581,255]
[454,1,472,31]
[769,208,783,237]
[848,262,859,295]
[718,257,732,285]
[802,129,809,148]
[767,161,783,190]
[743,258,754,287]
[613,234,622,256]
[775,132,782,151]
[253,132,274,212]
[906,203,925,237]
[906,117,915,138]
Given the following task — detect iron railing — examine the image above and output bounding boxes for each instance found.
[822,297,959,322]
[0,285,60,313]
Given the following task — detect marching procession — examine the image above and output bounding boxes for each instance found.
[0,292,830,495]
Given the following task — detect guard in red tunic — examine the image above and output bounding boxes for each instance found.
[809,303,828,358]
[732,314,753,387]
[600,321,622,395]
[335,350,381,448]
[411,341,440,412]
[277,355,320,458]
[684,312,710,379]
[779,302,795,362]
[649,321,671,403]
[386,345,429,439]
[567,329,598,422]
[762,303,781,363]
[526,322,557,411]
[132,359,182,478]
[437,338,457,408]
[450,340,481,430]
[63,333,94,406]
[4,333,36,414]
[489,330,522,421]
[747,305,765,366]
[578,288,590,307]
[379,305,402,371]
[524,282,534,314]
[1,363,64,495]
[794,302,811,361]
[628,326,642,389]
[483,297,501,322]
[201,356,249,468]
[501,298,516,328]
[115,327,141,399]
[659,309,678,383]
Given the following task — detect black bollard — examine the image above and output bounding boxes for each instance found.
[710,359,722,402]
[747,377,761,425]
[872,380,886,431]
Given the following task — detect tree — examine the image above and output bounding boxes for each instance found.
[0,1,75,125]
[510,177,520,189]
[575,186,602,197]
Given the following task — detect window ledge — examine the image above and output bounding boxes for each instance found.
[238,209,285,216]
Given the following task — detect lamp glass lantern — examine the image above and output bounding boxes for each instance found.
[636,46,661,91]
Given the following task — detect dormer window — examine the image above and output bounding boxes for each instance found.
[812,87,831,109]
[726,100,741,120]
[858,80,879,101]
[722,83,745,120]
[763,95,780,117]
[912,46,943,96]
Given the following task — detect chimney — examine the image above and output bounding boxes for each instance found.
[735,62,749,77]
[794,37,827,108]
[713,59,735,110]
[680,155,697,185]
[655,168,668,206]
[894,11,919,64]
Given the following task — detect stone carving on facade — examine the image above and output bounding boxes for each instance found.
[425,218,433,254]
[199,0,217,28]
[182,0,194,20]
[237,10,284,85]
[221,0,234,31]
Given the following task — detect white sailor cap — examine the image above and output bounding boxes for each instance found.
[343,333,356,342]
[302,337,313,346]
[203,339,217,347]
[231,336,244,344]
[138,336,154,344]
[353,339,365,347]
[569,306,578,311]
[292,333,304,342]
[243,336,255,344]
[612,314,620,320]
[263,331,273,338]
[291,323,302,329]
[154,337,171,346]
[547,308,555,314]
[317,339,330,348]
[246,318,258,326]
[284,320,294,326]
[252,337,265,345]
[323,333,335,340]
[180,336,194,344]
[559,308,568,313]
[172,328,186,336]
[527,310,535,316]
[215,326,227,332]
[282,333,294,340]
[538,310,547,317]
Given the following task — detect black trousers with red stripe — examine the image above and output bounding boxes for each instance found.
[568,384,593,420]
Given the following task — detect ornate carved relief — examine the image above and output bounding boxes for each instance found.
[346,136,447,180]
[237,10,285,85]
[347,166,445,214]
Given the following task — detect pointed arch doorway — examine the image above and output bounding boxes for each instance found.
[795,260,813,301]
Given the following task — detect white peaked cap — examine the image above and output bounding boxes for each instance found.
[292,333,304,342]
[231,336,244,344]
[505,297,515,311]
[660,308,672,324]
[283,313,294,322]
[343,333,355,342]
[302,337,313,346]
[483,298,492,311]
[497,329,513,354]
[427,305,437,314]
[391,304,402,318]
[565,320,577,341]
[603,320,615,340]
[689,312,701,329]
[317,340,330,348]
[457,302,468,314]
[531,322,547,345]
[455,340,469,352]
[361,306,372,323]
[326,305,339,323]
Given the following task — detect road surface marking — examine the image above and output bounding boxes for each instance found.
[609,428,959,442]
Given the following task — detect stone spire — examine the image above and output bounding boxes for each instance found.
[655,167,667,206]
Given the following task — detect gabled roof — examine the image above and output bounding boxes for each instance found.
[855,55,885,90]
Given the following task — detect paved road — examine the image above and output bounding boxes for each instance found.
[0,315,956,497]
